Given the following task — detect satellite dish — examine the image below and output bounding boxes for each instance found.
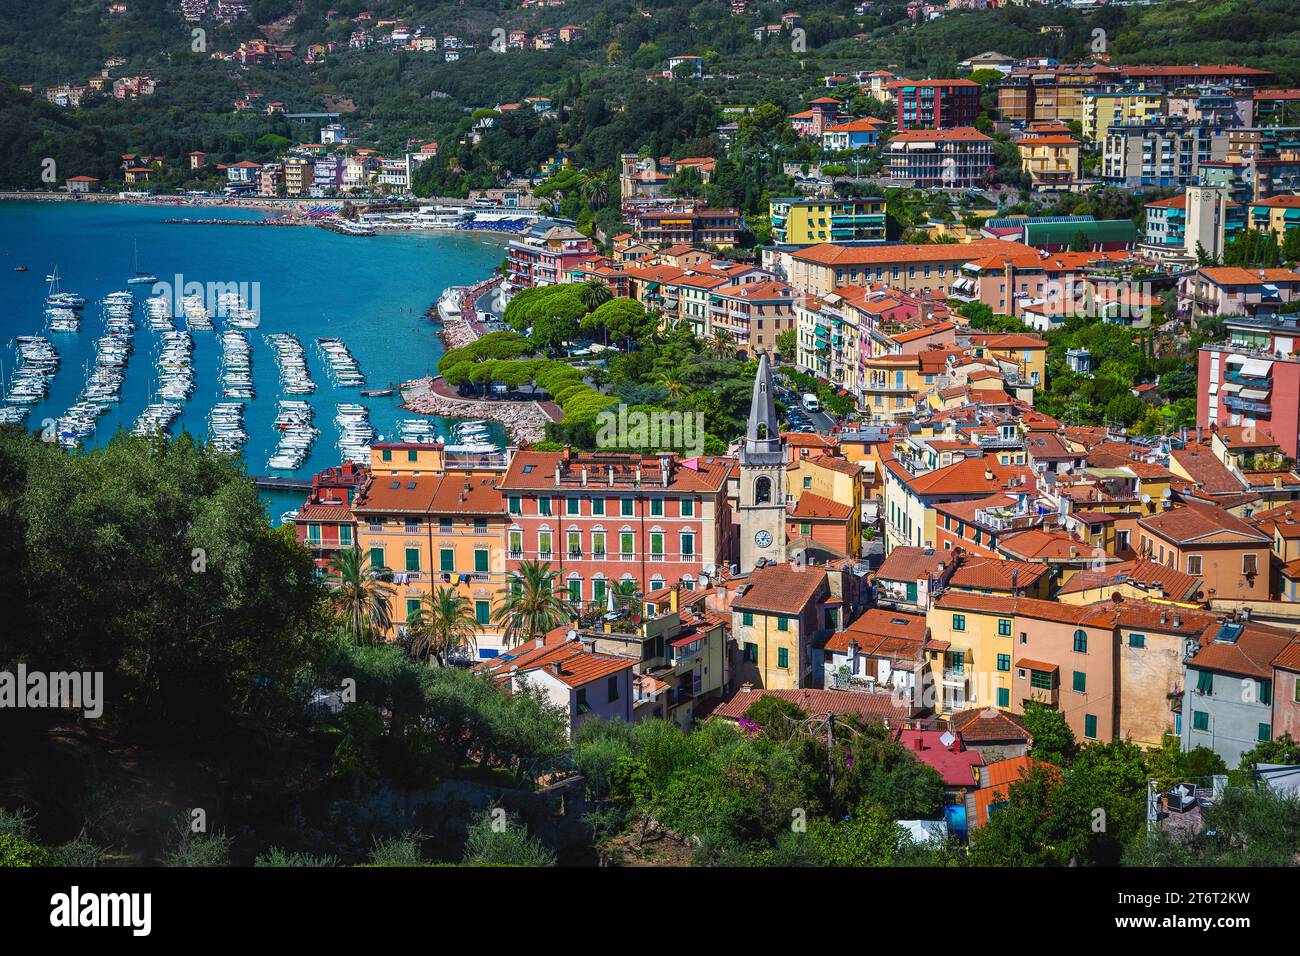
[939,731,957,748]
[1162,488,1172,498]
[1141,493,1151,504]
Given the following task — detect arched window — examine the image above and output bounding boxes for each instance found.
[1073,629,1088,653]
[754,476,772,504]
[756,422,768,440]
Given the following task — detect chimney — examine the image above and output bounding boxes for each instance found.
[740,681,754,693]
[581,465,588,486]
[984,467,994,481]
[550,661,563,676]
[1173,612,1182,628]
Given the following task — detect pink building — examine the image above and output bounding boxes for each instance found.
[498,449,733,604]
[1197,311,1300,460]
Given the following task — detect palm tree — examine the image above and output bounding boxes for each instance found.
[656,374,684,401]
[493,560,575,647]
[709,328,736,358]
[408,586,481,666]
[579,279,613,313]
[327,547,394,646]
[581,171,612,210]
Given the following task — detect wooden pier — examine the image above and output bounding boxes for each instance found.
[252,475,313,492]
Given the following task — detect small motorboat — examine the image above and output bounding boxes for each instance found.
[14,265,28,272]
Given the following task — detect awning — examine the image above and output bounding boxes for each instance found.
[1220,381,1242,393]
[1240,388,1270,401]
[1240,358,1273,377]
[1016,658,1058,672]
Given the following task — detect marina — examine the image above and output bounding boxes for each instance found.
[317,336,365,388]
[153,329,196,403]
[266,333,315,395]
[183,293,213,331]
[0,335,60,425]
[335,402,375,465]
[0,202,510,485]
[207,401,247,455]
[219,330,254,399]
[268,399,318,471]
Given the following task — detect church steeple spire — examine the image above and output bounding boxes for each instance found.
[743,353,782,463]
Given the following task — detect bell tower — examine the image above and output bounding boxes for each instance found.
[738,353,787,571]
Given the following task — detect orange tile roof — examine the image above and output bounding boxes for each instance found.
[731,562,827,616]
[1056,558,1202,602]
[1138,501,1271,546]
[1189,622,1297,680]
[712,687,911,723]
[889,126,991,143]
[790,492,853,520]
[792,238,1032,267]
[1199,267,1300,286]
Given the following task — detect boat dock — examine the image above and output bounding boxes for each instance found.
[252,475,313,492]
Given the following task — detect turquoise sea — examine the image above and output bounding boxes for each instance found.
[0,201,507,519]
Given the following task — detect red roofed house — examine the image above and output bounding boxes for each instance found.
[1137,501,1272,601]
[478,639,635,736]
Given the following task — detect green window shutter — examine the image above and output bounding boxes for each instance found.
[1073,671,1087,693]
[406,598,421,617]
[1193,710,1209,731]
[953,614,965,632]
[681,499,693,517]
[508,496,521,514]
[593,579,606,602]
[998,618,1011,636]
[997,687,1009,707]
[621,498,634,516]
[742,611,753,626]
[621,532,634,555]
[440,548,455,572]
[405,547,420,572]
[1259,723,1271,742]
[1084,714,1097,739]
[997,654,1010,672]
[1129,633,1146,648]
[592,498,605,515]
[474,549,489,573]
[777,647,789,668]
[475,600,490,626]
[569,579,581,602]
[651,533,663,556]
[906,581,918,602]
[651,499,663,516]
[1196,669,1214,694]
[777,616,789,632]
[369,547,384,569]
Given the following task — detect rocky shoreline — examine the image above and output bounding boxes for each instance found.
[400,377,553,444]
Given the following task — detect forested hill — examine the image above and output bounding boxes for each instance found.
[1,0,1298,190]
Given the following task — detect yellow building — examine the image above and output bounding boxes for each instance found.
[1017,136,1081,191]
[350,445,510,655]
[787,453,864,551]
[862,353,929,422]
[1081,90,1165,143]
[730,563,831,689]
[1248,195,1300,240]
[769,196,887,246]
